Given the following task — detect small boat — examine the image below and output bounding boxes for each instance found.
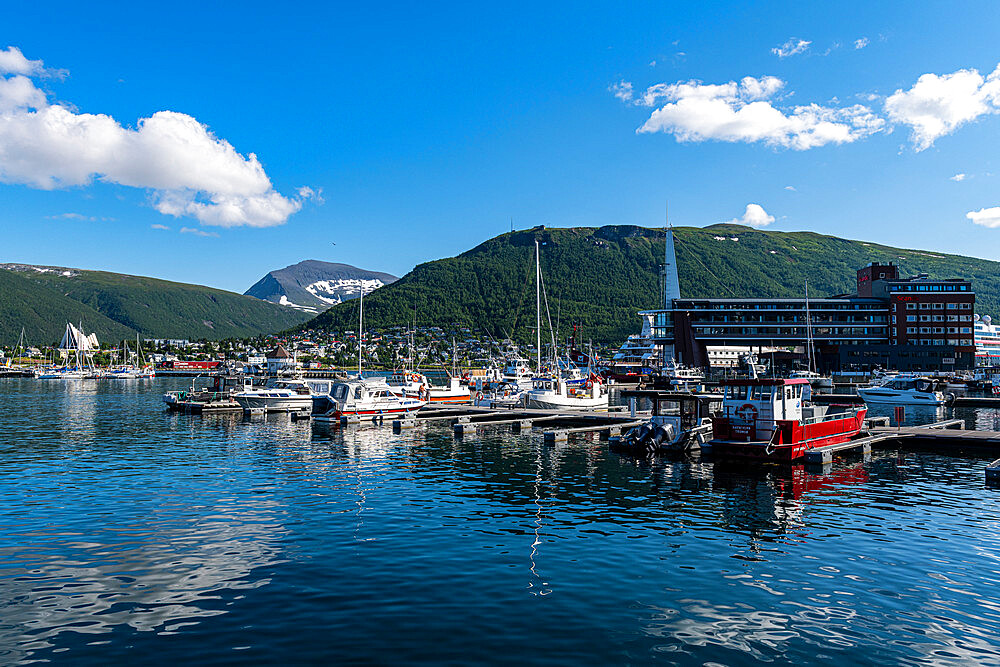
[709,377,868,461]
[856,376,950,405]
[312,378,425,422]
[233,378,319,413]
[613,391,721,453]
[789,369,833,389]
[390,372,472,405]
[653,359,706,391]
[524,373,609,411]
[473,380,524,408]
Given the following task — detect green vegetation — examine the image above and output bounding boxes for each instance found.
[302,224,1000,344]
[0,266,312,345]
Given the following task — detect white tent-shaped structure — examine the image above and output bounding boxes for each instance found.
[59,323,99,352]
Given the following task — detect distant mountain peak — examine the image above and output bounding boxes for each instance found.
[244,259,398,313]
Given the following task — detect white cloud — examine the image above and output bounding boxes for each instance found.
[950,173,966,182]
[784,185,796,191]
[44,212,113,221]
[180,226,219,237]
[854,37,870,50]
[610,80,633,102]
[967,207,1000,228]
[772,39,811,58]
[0,46,45,76]
[150,223,170,230]
[885,63,1000,150]
[725,203,775,228]
[297,185,324,204]
[0,47,306,228]
[632,76,884,149]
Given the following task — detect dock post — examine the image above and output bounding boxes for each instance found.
[512,419,532,434]
[629,398,636,419]
[454,422,470,437]
[342,414,361,426]
[602,426,622,441]
[544,430,569,445]
[393,419,416,433]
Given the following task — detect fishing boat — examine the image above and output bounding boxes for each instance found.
[524,372,609,411]
[312,378,425,422]
[233,378,321,413]
[709,377,868,461]
[856,375,949,405]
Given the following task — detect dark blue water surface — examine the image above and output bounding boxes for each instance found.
[3,379,1000,664]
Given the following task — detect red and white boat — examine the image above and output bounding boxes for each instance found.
[710,378,867,461]
[389,372,472,405]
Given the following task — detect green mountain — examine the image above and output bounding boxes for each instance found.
[301,224,1000,344]
[0,264,312,346]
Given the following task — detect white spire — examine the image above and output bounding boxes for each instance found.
[663,202,681,306]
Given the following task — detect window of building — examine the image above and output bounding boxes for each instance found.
[907,315,917,322]
[919,303,931,310]
[932,303,944,309]
[961,303,972,309]
[947,303,958,309]
[906,303,916,310]
[906,327,917,334]
[919,315,930,322]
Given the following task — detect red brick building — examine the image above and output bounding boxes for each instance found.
[858,262,975,361]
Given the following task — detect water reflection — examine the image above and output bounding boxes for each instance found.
[2,380,1000,664]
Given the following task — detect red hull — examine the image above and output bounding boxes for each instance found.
[711,408,867,461]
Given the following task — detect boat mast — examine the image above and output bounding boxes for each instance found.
[805,279,815,373]
[535,239,541,375]
[358,283,364,378]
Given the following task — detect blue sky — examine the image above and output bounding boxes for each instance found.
[2,1,1000,293]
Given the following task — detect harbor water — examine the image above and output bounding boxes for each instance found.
[2,378,1000,664]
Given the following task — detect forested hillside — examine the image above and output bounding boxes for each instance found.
[0,265,312,345]
[302,224,1000,344]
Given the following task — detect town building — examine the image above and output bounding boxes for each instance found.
[643,251,976,372]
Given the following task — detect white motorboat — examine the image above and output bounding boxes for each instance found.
[234,378,321,413]
[857,376,950,405]
[312,378,426,421]
[473,380,524,408]
[789,369,834,389]
[524,374,609,411]
[659,358,705,391]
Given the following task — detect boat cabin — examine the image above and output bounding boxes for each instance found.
[717,378,810,441]
[649,391,721,431]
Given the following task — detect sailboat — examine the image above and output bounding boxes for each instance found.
[789,280,833,389]
[523,240,609,411]
[38,323,96,379]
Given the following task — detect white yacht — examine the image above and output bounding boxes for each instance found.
[857,376,949,405]
[524,374,609,411]
[312,378,425,422]
[789,369,834,389]
[234,378,323,413]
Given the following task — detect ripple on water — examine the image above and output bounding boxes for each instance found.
[1,379,1000,664]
